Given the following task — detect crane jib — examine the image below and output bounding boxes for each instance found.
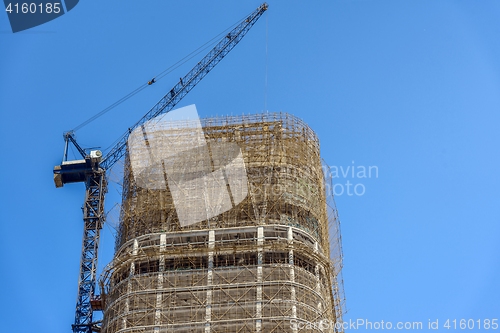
[53,4,268,333]
[101,3,267,171]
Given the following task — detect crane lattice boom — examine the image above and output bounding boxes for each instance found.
[53,4,268,333]
[102,2,267,170]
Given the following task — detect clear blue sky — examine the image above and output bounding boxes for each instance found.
[1,1,499,332]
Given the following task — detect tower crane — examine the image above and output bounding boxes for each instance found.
[53,4,268,333]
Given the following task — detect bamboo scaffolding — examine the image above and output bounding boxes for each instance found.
[101,113,344,333]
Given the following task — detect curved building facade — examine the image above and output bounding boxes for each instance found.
[101,112,344,333]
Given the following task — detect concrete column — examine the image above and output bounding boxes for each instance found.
[256,226,264,332]
[288,227,297,333]
[123,238,139,329]
[154,234,167,332]
[205,230,215,333]
[314,242,322,312]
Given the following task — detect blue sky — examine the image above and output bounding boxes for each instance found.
[1,1,499,332]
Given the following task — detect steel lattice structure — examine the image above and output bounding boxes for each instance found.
[73,173,107,333]
[53,4,268,333]
[101,3,269,170]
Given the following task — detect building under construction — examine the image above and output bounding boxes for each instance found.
[100,111,344,332]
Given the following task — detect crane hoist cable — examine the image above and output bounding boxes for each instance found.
[72,84,149,132]
[70,11,252,134]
